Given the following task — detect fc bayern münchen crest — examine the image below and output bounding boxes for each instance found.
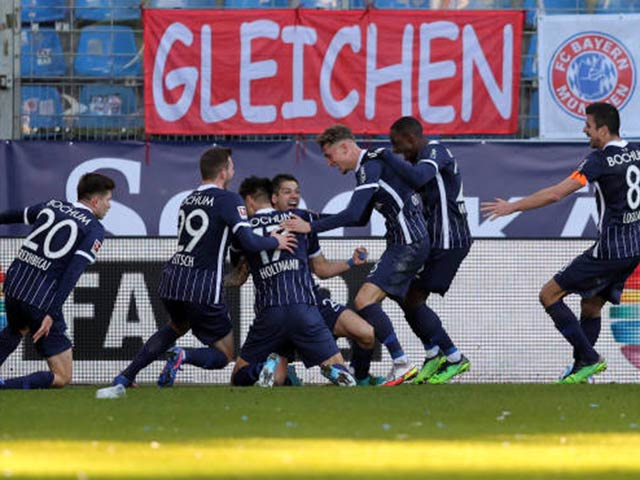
[548,31,636,120]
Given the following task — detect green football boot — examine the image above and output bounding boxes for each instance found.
[428,355,470,384]
[558,357,607,384]
[411,353,446,385]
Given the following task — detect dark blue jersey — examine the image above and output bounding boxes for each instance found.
[242,208,316,314]
[311,148,428,246]
[575,140,640,260]
[158,185,279,306]
[1,200,104,313]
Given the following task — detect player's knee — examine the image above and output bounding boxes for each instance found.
[51,371,72,388]
[357,325,375,350]
[354,293,374,311]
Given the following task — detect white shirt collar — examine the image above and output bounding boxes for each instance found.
[355,149,367,171]
[73,201,91,212]
[604,139,628,149]
[197,183,221,191]
[256,207,275,214]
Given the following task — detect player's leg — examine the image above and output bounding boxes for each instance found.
[231,308,288,387]
[158,304,233,387]
[579,296,606,351]
[0,326,24,367]
[404,248,470,384]
[542,254,615,382]
[47,348,73,388]
[288,304,355,387]
[114,299,188,387]
[332,309,384,385]
[0,303,68,390]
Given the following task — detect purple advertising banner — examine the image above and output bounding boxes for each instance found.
[0,140,598,239]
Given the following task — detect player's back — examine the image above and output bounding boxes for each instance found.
[4,199,103,310]
[158,185,240,305]
[244,208,316,313]
[360,148,428,246]
[417,142,472,250]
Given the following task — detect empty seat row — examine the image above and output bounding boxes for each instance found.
[21,85,142,134]
[21,26,141,78]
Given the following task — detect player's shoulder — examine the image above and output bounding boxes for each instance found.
[421,141,453,161]
[364,147,390,162]
[290,208,313,222]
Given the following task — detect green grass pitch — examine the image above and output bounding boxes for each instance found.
[2,384,640,479]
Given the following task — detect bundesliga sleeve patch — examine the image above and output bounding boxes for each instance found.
[237,206,248,220]
[92,239,102,256]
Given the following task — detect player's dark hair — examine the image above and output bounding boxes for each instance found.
[239,176,272,203]
[586,102,620,136]
[77,173,115,201]
[272,173,299,194]
[200,147,232,180]
[390,116,423,137]
[317,124,355,148]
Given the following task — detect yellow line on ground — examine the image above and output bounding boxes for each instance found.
[2,434,640,478]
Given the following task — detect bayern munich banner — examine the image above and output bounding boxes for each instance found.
[143,9,523,135]
[538,14,640,139]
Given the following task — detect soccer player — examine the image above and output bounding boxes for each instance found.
[481,102,640,383]
[107,147,295,389]
[385,116,472,384]
[0,173,114,389]
[271,173,384,386]
[281,124,431,385]
[230,176,356,387]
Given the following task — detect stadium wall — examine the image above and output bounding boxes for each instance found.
[1,237,639,385]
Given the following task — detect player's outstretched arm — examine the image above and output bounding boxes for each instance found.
[385,153,437,190]
[311,246,368,279]
[481,177,583,221]
[280,214,311,234]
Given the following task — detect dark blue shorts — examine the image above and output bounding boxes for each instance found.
[240,304,339,368]
[161,299,232,346]
[554,252,640,304]
[367,238,431,299]
[413,246,471,296]
[315,287,347,333]
[5,296,71,358]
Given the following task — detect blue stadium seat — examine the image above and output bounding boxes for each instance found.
[77,84,141,129]
[75,0,141,22]
[368,0,429,8]
[21,28,66,77]
[148,0,218,6]
[526,88,539,134]
[74,25,142,78]
[596,0,640,13]
[522,33,537,80]
[20,86,63,134]
[524,0,587,27]
[223,0,289,7]
[298,0,340,7]
[21,0,67,24]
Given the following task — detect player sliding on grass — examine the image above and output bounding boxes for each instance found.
[102,147,294,392]
[230,176,356,387]
[0,173,114,389]
[281,124,435,386]
[482,102,640,384]
[270,174,385,386]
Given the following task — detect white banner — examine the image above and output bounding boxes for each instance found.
[538,14,640,139]
[2,238,640,384]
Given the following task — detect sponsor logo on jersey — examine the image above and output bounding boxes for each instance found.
[548,32,635,120]
[92,239,102,256]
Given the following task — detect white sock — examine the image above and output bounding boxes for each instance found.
[393,354,409,365]
[447,350,462,363]
[424,346,440,359]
